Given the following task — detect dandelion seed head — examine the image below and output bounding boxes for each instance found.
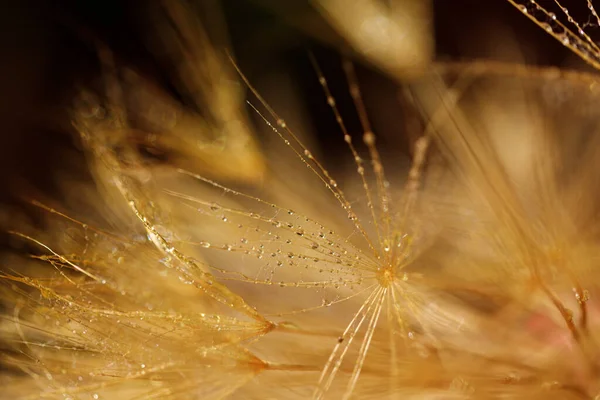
[6,1,600,399]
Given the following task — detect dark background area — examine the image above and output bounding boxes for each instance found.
[0,0,594,201]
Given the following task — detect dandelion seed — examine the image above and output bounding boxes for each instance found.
[5,1,600,399]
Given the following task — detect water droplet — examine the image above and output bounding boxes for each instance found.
[582,290,590,302]
[541,381,560,390]
[565,308,574,321]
